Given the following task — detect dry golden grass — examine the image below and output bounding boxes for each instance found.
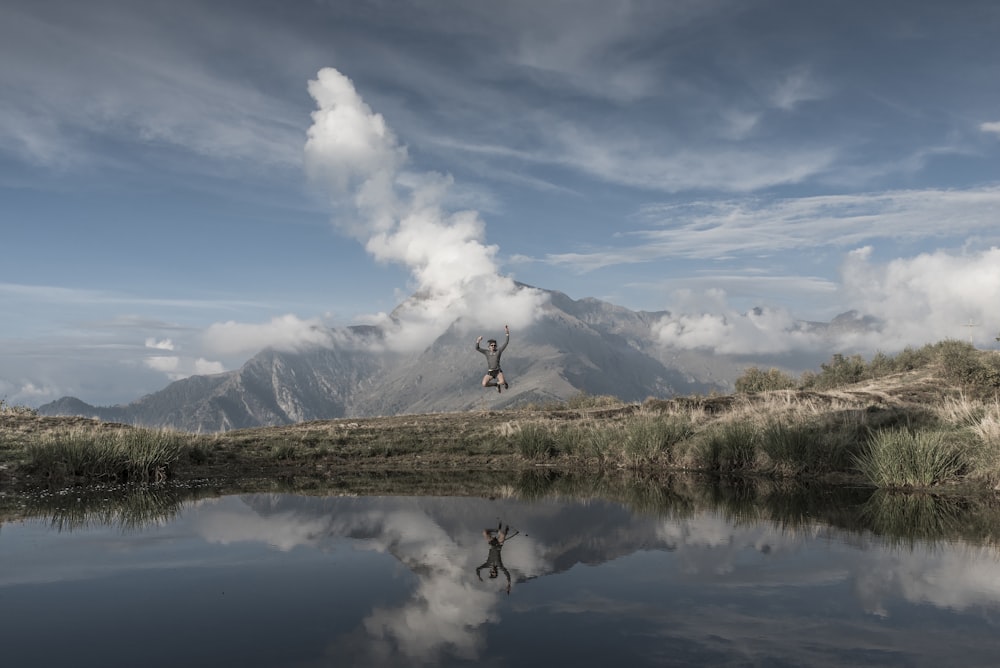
[2,354,999,492]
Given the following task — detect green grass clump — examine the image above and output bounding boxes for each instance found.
[938,398,1000,487]
[567,422,624,462]
[854,427,965,488]
[513,423,558,459]
[618,414,692,469]
[27,428,188,483]
[688,420,759,472]
[759,420,828,475]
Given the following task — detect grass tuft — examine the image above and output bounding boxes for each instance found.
[513,423,558,459]
[26,427,187,483]
[690,420,759,472]
[618,414,692,469]
[854,427,965,488]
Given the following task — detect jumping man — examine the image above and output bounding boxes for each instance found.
[475,325,509,393]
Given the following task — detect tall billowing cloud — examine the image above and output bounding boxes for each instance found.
[304,68,546,351]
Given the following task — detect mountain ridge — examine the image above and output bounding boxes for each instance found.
[38,287,870,431]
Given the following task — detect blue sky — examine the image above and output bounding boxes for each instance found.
[3,0,1000,407]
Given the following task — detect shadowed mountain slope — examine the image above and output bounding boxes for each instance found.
[38,287,863,431]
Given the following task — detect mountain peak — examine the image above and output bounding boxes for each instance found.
[37,288,863,431]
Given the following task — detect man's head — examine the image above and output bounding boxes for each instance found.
[487,339,497,348]
[489,566,499,578]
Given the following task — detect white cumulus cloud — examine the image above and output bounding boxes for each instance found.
[654,247,1000,357]
[145,338,175,351]
[202,314,333,357]
[143,356,180,374]
[841,246,1000,350]
[194,358,226,375]
[981,121,1000,137]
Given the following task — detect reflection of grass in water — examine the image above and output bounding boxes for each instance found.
[512,469,1000,549]
[24,485,193,532]
[513,469,563,500]
[10,468,1000,551]
[513,469,700,519]
[861,490,965,548]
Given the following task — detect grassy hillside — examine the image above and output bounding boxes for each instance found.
[2,340,999,493]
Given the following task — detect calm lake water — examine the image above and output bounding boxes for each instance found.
[4,477,1000,667]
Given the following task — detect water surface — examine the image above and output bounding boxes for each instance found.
[3,480,1000,667]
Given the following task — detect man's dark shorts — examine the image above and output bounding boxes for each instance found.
[487,368,502,378]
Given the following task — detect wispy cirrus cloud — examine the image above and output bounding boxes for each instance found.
[534,186,1000,271]
[0,1,304,169]
[0,282,272,312]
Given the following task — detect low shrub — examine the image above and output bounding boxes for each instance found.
[564,392,625,410]
[809,353,869,390]
[0,398,37,416]
[867,350,896,379]
[735,367,797,394]
[892,344,936,371]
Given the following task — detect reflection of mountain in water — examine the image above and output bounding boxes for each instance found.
[12,475,1000,668]
[205,484,1000,666]
[16,474,1000,553]
[231,478,1000,580]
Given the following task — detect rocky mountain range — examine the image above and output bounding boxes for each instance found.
[38,287,872,432]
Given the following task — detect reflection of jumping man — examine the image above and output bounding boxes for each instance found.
[476,521,512,593]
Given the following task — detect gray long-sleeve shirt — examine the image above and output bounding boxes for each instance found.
[475,332,509,371]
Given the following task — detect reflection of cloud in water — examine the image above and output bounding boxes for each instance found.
[351,510,498,664]
[855,545,1000,616]
[184,495,1000,665]
[654,511,816,577]
[192,500,330,551]
[360,572,496,665]
[192,497,520,665]
[653,511,1000,615]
